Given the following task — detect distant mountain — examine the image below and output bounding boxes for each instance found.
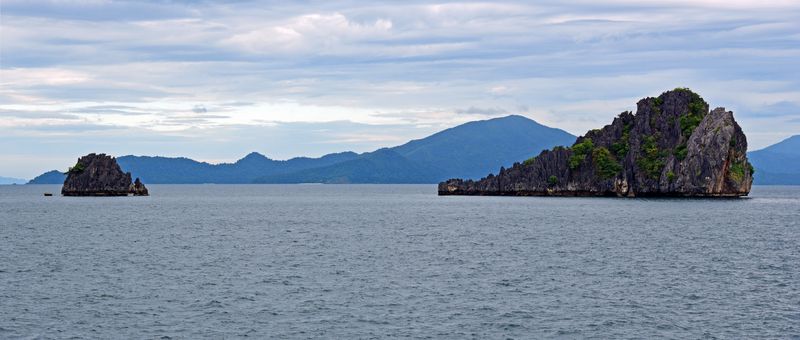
[257,148,442,184]
[394,115,576,180]
[255,115,576,183]
[28,152,359,184]
[27,170,65,184]
[28,115,576,184]
[0,176,27,185]
[749,135,800,185]
[116,151,359,184]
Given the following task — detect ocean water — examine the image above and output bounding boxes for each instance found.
[1,184,798,339]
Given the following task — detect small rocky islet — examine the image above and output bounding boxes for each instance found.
[439,88,754,197]
[61,153,148,196]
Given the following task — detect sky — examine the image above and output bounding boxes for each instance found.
[1,0,799,179]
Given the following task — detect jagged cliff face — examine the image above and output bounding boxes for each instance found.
[61,153,149,196]
[439,89,753,197]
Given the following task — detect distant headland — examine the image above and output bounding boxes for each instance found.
[439,88,754,197]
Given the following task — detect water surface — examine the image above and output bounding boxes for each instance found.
[1,185,798,338]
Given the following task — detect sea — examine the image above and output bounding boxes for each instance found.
[1,184,798,339]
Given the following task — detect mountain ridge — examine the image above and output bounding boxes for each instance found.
[26,115,797,186]
[116,151,360,184]
[28,115,576,184]
[253,115,576,183]
[748,135,800,185]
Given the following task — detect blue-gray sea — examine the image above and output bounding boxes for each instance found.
[1,184,798,339]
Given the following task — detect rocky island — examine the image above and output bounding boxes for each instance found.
[61,153,149,196]
[439,88,753,197]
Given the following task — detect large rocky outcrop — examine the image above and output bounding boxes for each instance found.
[61,153,149,196]
[439,88,753,197]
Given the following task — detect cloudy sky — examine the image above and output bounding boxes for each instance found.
[1,0,799,178]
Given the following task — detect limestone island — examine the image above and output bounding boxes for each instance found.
[61,153,149,196]
[439,88,753,197]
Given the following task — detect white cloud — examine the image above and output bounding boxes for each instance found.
[488,85,512,95]
[224,13,393,55]
[0,68,92,87]
[1,0,799,176]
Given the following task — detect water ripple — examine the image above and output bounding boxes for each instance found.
[0,184,798,339]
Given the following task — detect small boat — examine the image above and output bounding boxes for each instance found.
[43,193,53,196]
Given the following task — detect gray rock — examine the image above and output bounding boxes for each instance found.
[438,88,753,197]
[130,177,149,196]
[61,153,149,196]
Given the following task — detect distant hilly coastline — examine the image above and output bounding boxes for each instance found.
[27,171,64,185]
[24,115,799,185]
[27,152,360,185]
[28,115,576,184]
[256,114,577,183]
[116,151,360,184]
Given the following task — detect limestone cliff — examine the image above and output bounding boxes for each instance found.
[439,89,753,197]
[61,153,149,196]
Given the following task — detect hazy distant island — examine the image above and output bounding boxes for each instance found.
[0,176,27,185]
[61,153,149,196]
[439,88,754,197]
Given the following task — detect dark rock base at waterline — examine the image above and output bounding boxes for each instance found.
[438,189,747,197]
[62,191,141,197]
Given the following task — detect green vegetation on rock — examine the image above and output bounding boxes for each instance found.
[667,171,676,182]
[593,147,622,179]
[680,114,703,136]
[676,88,708,137]
[548,175,558,186]
[637,135,666,179]
[729,161,746,183]
[611,122,632,159]
[649,99,662,128]
[523,157,536,166]
[67,162,85,174]
[569,138,594,169]
[674,143,688,161]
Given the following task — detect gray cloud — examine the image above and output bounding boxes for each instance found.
[0,0,194,21]
[751,101,800,118]
[74,105,152,116]
[0,109,80,120]
[455,107,509,116]
[2,0,800,177]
